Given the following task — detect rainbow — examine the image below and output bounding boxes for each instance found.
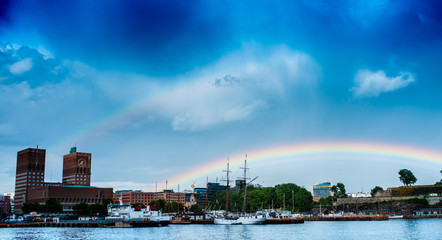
[167,141,442,189]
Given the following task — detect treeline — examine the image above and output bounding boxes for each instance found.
[72,198,113,216]
[209,183,313,212]
[21,198,114,216]
[145,199,185,213]
[21,198,63,214]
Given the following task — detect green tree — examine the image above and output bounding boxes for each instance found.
[436,170,442,185]
[73,202,90,216]
[189,204,203,213]
[370,186,383,197]
[398,169,417,186]
[331,183,347,198]
[318,196,333,205]
[149,199,166,212]
[21,202,43,214]
[44,198,63,213]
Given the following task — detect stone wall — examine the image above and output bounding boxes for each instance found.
[336,196,422,205]
[375,185,442,197]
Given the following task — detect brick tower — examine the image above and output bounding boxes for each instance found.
[62,147,91,186]
[14,147,46,213]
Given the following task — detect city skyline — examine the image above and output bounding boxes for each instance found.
[1,0,442,194]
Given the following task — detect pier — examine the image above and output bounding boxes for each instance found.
[302,215,388,221]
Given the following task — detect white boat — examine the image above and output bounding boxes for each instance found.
[106,197,170,226]
[388,215,404,219]
[214,215,266,225]
[213,157,266,225]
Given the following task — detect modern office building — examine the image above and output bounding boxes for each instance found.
[313,182,332,201]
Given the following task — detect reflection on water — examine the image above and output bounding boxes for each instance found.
[0,219,441,240]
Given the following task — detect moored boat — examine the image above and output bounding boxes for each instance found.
[213,157,266,225]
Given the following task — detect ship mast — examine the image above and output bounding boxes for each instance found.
[241,155,249,213]
[223,158,231,218]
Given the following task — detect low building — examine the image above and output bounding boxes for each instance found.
[348,192,371,198]
[154,190,185,204]
[0,195,11,216]
[113,190,155,206]
[27,185,113,211]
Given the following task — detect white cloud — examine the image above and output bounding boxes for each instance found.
[8,58,33,74]
[351,69,415,98]
[153,45,320,131]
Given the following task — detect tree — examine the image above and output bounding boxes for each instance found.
[318,196,333,205]
[331,183,347,198]
[73,202,90,216]
[370,186,383,197]
[398,169,417,186]
[189,204,203,213]
[44,198,63,213]
[21,202,43,214]
[436,170,442,185]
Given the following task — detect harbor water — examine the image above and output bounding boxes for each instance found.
[0,219,441,240]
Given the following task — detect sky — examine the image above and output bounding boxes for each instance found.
[1,0,442,194]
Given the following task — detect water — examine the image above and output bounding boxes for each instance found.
[0,219,441,240]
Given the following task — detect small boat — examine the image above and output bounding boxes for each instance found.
[170,214,191,224]
[388,215,404,219]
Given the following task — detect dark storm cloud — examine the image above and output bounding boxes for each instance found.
[3,0,235,76]
[2,0,442,77]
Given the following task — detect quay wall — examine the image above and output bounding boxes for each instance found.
[336,196,442,205]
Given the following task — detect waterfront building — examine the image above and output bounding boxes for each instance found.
[193,187,207,206]
[112,190,186,207]
[313,182,332,201]
[192,182,227,206]
[14,147,113,214]
[154,190,185,204]
[112,190,155,206]
[0,195,11,215]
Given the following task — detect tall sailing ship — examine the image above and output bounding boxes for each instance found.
[213,156,266,225]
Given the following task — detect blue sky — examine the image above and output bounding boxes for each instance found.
[1,0,442,194]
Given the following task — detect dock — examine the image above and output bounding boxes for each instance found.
[302,215,388,221]
[0,222,105,228]
[264,218,304,224]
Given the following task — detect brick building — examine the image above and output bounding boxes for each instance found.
[0,195,11,216]
[113,190,155,206]
[14,147,113,214]
[154,190,185,204]
[14,148,46,213]
[112,190,186,206]
[62,147,91,186]
[27,185,113,211]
